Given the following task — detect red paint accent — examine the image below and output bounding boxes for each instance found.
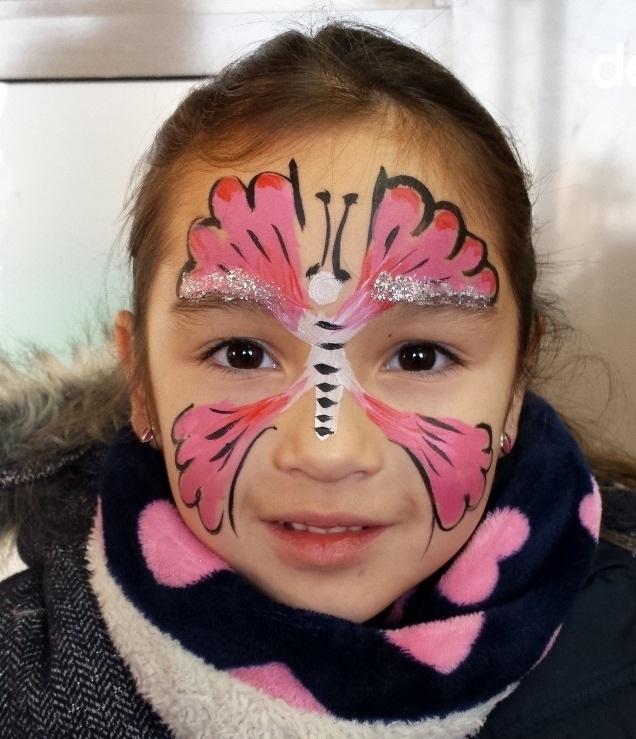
[258,172,286,190]
[479,270,497,294]
[434,210,457,231]
[463,236,483,260]
[215,176,242,202]
[390,185,420,209]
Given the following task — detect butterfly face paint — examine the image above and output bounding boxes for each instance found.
[173,161,499,535]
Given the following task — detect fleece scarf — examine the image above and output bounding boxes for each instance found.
[88,394,602,738]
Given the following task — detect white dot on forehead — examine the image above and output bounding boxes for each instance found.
[308,271,343,305]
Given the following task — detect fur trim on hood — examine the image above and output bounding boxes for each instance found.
[0,342,130,539]
[0,343,129,466]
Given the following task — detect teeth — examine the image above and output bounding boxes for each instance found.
[281,522,364,534]
[287,522,307,531]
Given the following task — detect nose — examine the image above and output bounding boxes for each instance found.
[272,388,385,482]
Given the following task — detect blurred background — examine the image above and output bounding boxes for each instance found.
[0,0,635,453]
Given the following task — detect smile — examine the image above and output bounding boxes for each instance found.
[266,519,387,568]
[280,522,365,534]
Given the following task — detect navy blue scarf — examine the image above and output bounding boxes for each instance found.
[98,393,600,725]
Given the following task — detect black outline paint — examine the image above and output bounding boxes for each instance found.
[395,420,493,532]
[227,426,277,533]
[177,160,305,298]
[306,191,355,282]
[367,168,500,304]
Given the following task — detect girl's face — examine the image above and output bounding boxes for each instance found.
[121,123,523,622]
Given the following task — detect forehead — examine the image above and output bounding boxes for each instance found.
[161,122,503,283]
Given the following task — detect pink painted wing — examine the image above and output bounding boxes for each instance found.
[172,390,296,533]
[338,169,499,328]
[359,393,493,530]
[178,168,308,329]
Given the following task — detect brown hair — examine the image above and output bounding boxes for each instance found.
[126,22,537,391]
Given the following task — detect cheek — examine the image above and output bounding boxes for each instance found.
[355,392,494,531]
[166,388,299,534]
[419,486,493,580]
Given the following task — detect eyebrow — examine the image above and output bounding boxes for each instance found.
[384,300,499,326]
[170,292,273,318]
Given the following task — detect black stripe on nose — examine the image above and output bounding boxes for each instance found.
[316,320,343,330]
[317,383,338,392]
[315,426,334,437]
[314,363,339,375]
[319,342,344,350]
[317,397,337,408]
[316,414,332,423]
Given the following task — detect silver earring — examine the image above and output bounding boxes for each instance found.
[140,427,154,444]
[500,431,513,455]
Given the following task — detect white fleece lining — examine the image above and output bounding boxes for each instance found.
[87,524,515,738]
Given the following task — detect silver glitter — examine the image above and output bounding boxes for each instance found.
[372,271,492,309]
[179,268,283,311]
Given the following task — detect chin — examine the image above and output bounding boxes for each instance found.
[265,580,396,623]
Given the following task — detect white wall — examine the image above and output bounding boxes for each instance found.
[0,80,191,355]
[1,0,635,451]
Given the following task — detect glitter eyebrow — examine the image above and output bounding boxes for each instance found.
[177,268,283,310]
[371,272,496,310]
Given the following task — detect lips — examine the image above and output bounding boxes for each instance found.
[281,522,364,534]
[265,514,387,567]
[268,512,384,530]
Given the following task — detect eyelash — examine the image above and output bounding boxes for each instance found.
[384,341,465,376]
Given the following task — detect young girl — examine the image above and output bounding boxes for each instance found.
[1,23,635,739]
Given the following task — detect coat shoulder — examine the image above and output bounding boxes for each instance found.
[478,541,636,738]
[600,482,636,554]
[0,544,173,737]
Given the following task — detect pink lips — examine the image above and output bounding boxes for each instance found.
[265,513,387,568]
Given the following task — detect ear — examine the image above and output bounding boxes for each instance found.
[501,383,526,456]
[114,310,152,440]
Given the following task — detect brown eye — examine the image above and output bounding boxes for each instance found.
[210,340,276,371]
[386,342,456,374]
[226,341,264,369]
[398,344,437,371]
